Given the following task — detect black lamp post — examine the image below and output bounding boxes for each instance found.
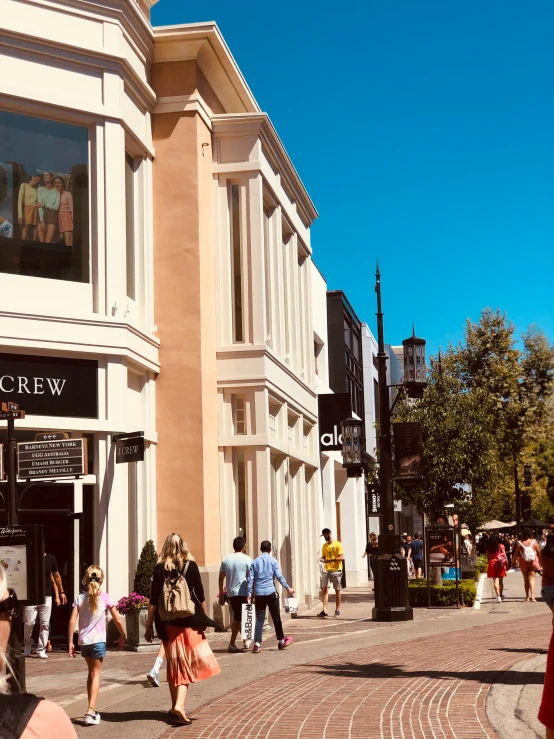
[371,265,415,622]
[340,417,364,478]
[402,327,427,400]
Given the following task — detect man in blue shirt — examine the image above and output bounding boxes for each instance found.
[246,540,295,653]
[219,536,252,652]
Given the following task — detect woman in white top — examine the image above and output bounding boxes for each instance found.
[511,527,541,602]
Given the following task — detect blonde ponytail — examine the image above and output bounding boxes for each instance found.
[82,565,104,613]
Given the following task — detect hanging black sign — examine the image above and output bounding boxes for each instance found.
[0,353,98,418]
[0,443,3,480]
[393,421,423,486]
[318,393,352,451]
[17,438,87,479]
[115,436,145,464]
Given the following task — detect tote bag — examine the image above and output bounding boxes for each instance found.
[241,603,254,641]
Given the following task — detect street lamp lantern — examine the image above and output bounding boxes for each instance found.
[340,417,364,478]
[402,326,427,399]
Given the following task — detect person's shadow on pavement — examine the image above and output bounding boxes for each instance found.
[72,711,178,727]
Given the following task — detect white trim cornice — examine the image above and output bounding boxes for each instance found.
[153,23,259,115]
[154,94,213,131]
[212,113,318,226]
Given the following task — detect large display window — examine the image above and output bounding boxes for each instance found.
[0,111,89,283]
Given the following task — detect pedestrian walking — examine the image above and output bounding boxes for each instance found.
[540,530,549,551]
[319,527,344,617]
[145,533,221,725]
[67,565,126,726]
[486,535,508,602]
[511,528,541,602]
[219,536,252,652]
[540,533,554,613]
[147,644,165,687]
[24,552,66,659]
[410,533,424,578]
[362,532,379,580]
[0,568,77,737]
[246,540,295,653]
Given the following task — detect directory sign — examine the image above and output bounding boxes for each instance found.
[17,438,87,479]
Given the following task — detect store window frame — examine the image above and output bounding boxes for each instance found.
[229,183,244,343]
[0,109,90,284]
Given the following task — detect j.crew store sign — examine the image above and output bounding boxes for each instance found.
[0,353,98,418]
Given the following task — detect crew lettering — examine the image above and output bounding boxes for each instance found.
[0,375,67,396]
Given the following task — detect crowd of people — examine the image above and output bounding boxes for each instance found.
[0,526,347,732]
[2,524,554,735]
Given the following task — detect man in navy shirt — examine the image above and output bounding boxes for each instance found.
[411,533,424,578]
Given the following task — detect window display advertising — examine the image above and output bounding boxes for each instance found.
[0,111,89,282]
[0,524,45,606]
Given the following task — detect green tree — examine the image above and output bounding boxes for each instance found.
[133,540,158,597]
[395,309,554,531]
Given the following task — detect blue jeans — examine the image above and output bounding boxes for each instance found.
[254,593,284,643]
[81,642,106,659]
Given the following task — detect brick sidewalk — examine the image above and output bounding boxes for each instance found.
[159,613,550,739]
[27,587,463,708]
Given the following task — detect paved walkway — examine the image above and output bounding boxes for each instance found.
[158,614,549,739]
[23,574,552,738]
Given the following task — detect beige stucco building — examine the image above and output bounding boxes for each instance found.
[151,23,323,612]
[1,0,327,625]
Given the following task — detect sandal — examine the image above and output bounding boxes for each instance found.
[46,641,53,653]
[172,708,192,726]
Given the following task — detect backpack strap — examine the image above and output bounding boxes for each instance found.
[0,694,43,738]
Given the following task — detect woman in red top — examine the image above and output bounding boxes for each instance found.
[486,534,508,602]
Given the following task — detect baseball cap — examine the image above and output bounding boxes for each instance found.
[321,528,331,536]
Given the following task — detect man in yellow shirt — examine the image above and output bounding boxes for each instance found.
[319,528,344,617]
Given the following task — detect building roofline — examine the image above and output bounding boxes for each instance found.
[152,21,259,114]
[326,290,362,325]
[212,113,318,224]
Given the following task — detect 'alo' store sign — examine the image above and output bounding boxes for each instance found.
[0,353,98,418]
[318,393,352,452]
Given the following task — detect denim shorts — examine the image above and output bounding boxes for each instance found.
[81,642,106,659]
[542,586,554,608]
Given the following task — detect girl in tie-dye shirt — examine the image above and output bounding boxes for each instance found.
[68,565,126,726]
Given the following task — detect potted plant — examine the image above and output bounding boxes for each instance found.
[117,540,159,651]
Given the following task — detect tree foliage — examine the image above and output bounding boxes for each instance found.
[394,309,554,529]
[133,540,158,597]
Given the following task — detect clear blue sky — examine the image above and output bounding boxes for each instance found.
[152,1,554,358]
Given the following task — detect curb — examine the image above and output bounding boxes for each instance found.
[473,572,487,609]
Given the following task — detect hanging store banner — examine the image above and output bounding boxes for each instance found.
[115,436,145,464]
[0,353,98,418]
[393,422,423,484]
[0,443,3,480]
[17,438,87,480]
[318,393,352,451]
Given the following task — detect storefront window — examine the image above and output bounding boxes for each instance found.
[0,111,89,282]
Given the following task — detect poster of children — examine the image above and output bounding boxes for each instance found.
[0,544,28,600]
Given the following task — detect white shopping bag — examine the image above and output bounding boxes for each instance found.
[241,603,254,641]
[285,597,298,614]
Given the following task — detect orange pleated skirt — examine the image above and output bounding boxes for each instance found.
[163,625,221,687]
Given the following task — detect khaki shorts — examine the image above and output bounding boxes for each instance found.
[320,570,342,591]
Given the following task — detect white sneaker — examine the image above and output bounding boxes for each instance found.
[497,596,502,603]
[84,711,101,725]
[36,652,48,659]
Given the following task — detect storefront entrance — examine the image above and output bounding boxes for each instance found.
[0,480,94,643]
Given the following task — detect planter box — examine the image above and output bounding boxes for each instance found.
[124,609,160,652]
